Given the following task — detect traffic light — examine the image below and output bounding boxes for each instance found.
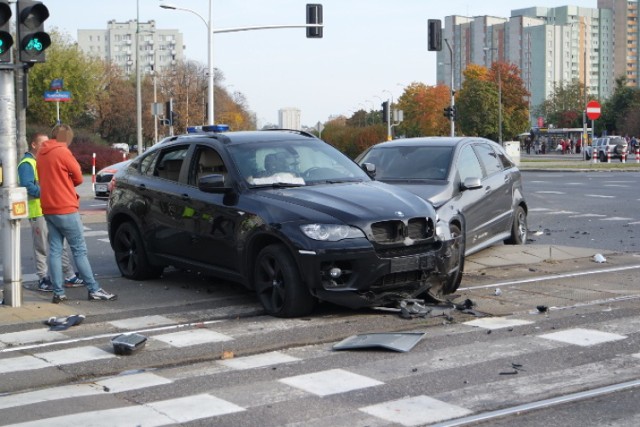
[306,4,323,38]
[0,1,13,63]
[443,106,452,118]
[451,105,456,121]
[428,19,442,52]
[165,100,173,126]
[16,0,51,63]
[381,101,389,123]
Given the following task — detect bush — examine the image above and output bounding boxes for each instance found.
[71,138,128,173]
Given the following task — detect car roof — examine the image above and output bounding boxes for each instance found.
[160,129,318,146]
[369,136,495,149]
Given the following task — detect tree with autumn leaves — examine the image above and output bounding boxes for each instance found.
[456,62,530,141]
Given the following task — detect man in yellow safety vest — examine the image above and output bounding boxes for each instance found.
[18,132,84,291]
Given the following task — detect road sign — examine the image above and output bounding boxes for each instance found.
[44,90,71,101]
[586,100,601,120]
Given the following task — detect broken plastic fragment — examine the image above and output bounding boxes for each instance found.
[44,314,85,331]
[593,253,606,263]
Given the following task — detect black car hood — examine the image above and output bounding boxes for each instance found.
[255,181,436,223]
[380,181,452,209]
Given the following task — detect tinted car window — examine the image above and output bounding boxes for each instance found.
[457,145,484,182]
[227,140,369,186]
[154,147,189,182]
[140,150,160,175]
[495,145,515,169]
[360,146,453,180]
[474,144,503,176]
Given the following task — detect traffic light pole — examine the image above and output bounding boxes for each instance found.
[0,66,23,307]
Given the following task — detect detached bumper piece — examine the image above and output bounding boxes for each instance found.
[111,333,147,355]
[333,332,426,352]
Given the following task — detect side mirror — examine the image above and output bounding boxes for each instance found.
[361,162,376,178]
[461,177,482,191]
[198,174,229,193]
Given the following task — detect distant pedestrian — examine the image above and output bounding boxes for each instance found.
[18,132,85,292]
[36,124,117,304]
[534,138,541,154]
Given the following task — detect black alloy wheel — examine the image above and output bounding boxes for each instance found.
[113,222,163,280]
[254,244,316,317]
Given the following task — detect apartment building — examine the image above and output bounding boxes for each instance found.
[437,1,636,113]
[78,20,184,76]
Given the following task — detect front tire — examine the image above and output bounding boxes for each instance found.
[504,206,528,245]
[113,222,163,280]
[443,223,465,294]
[254,244,316,317]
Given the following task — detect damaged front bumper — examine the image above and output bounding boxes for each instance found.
[300,237,460,309]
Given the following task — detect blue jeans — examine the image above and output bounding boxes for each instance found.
[45,213,100,295]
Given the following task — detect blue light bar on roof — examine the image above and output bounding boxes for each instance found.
[203,124,230,132]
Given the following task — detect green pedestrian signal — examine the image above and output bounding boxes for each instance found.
[17,0,51,63]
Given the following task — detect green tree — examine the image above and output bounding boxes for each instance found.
[457,63,529,141]
[601,76,640,137]
[26,30,104,128]
[396,82,450,137]
[532,78,585,128]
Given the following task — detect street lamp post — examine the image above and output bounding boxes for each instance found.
[484,46,502,144]
[161,1,214,126]
[444,39,455,137]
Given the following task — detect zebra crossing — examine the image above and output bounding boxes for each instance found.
[2,306,640,426]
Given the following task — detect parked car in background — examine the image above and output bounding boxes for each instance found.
[94,160,131,198]
[107,129,460,317]
[584,136,628,162]
[356,137,528,293]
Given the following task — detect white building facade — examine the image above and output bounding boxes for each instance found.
[78,20,184,76]
[278,108,302,130]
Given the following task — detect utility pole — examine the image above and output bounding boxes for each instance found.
[444,39,455,137]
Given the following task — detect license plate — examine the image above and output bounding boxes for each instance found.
[95,184,108,193]
[390,255,421,273]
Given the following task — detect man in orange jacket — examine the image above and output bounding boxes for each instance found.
[36,124,117,304]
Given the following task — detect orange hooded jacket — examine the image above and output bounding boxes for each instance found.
[36,139,83,215]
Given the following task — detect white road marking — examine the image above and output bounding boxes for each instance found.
[0,372,172,410]
[535,191,566,194]
[539,328,627,347]
[569,213,606,218]
[219,351,300,370]
[83,230,108,237]
[8,394,244,427]
[545,210,577,215]
[0,329,66,346]
[361,395,472,426]
[0,355,50,374]
[97,238,110,243]
[38,346,115,365]
[463,317,534,330]
[528,208,551,212]
[280,368,383,396]
[585,194,615,198]
[600,217,634,221]
[153,328,233,347]
[109,315,177,330]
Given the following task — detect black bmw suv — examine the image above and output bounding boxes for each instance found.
[107,129,458,317]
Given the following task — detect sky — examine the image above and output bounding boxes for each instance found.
[44,0,597,127]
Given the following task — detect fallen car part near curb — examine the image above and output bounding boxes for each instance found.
[111,333,148,355]
[332,332,426,352]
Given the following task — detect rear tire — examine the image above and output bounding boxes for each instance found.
[253,244,316,317]
[113,222,163,280]
[504,206,528,245]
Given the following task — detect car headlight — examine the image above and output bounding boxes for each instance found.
[300,224,365,241]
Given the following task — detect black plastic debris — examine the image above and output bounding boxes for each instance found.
[44,314,85,331]
[537,305,549,313]
[111,333,147,355]
[399,299,452,319]
[500,362,525,375]
[333,332,426,352]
